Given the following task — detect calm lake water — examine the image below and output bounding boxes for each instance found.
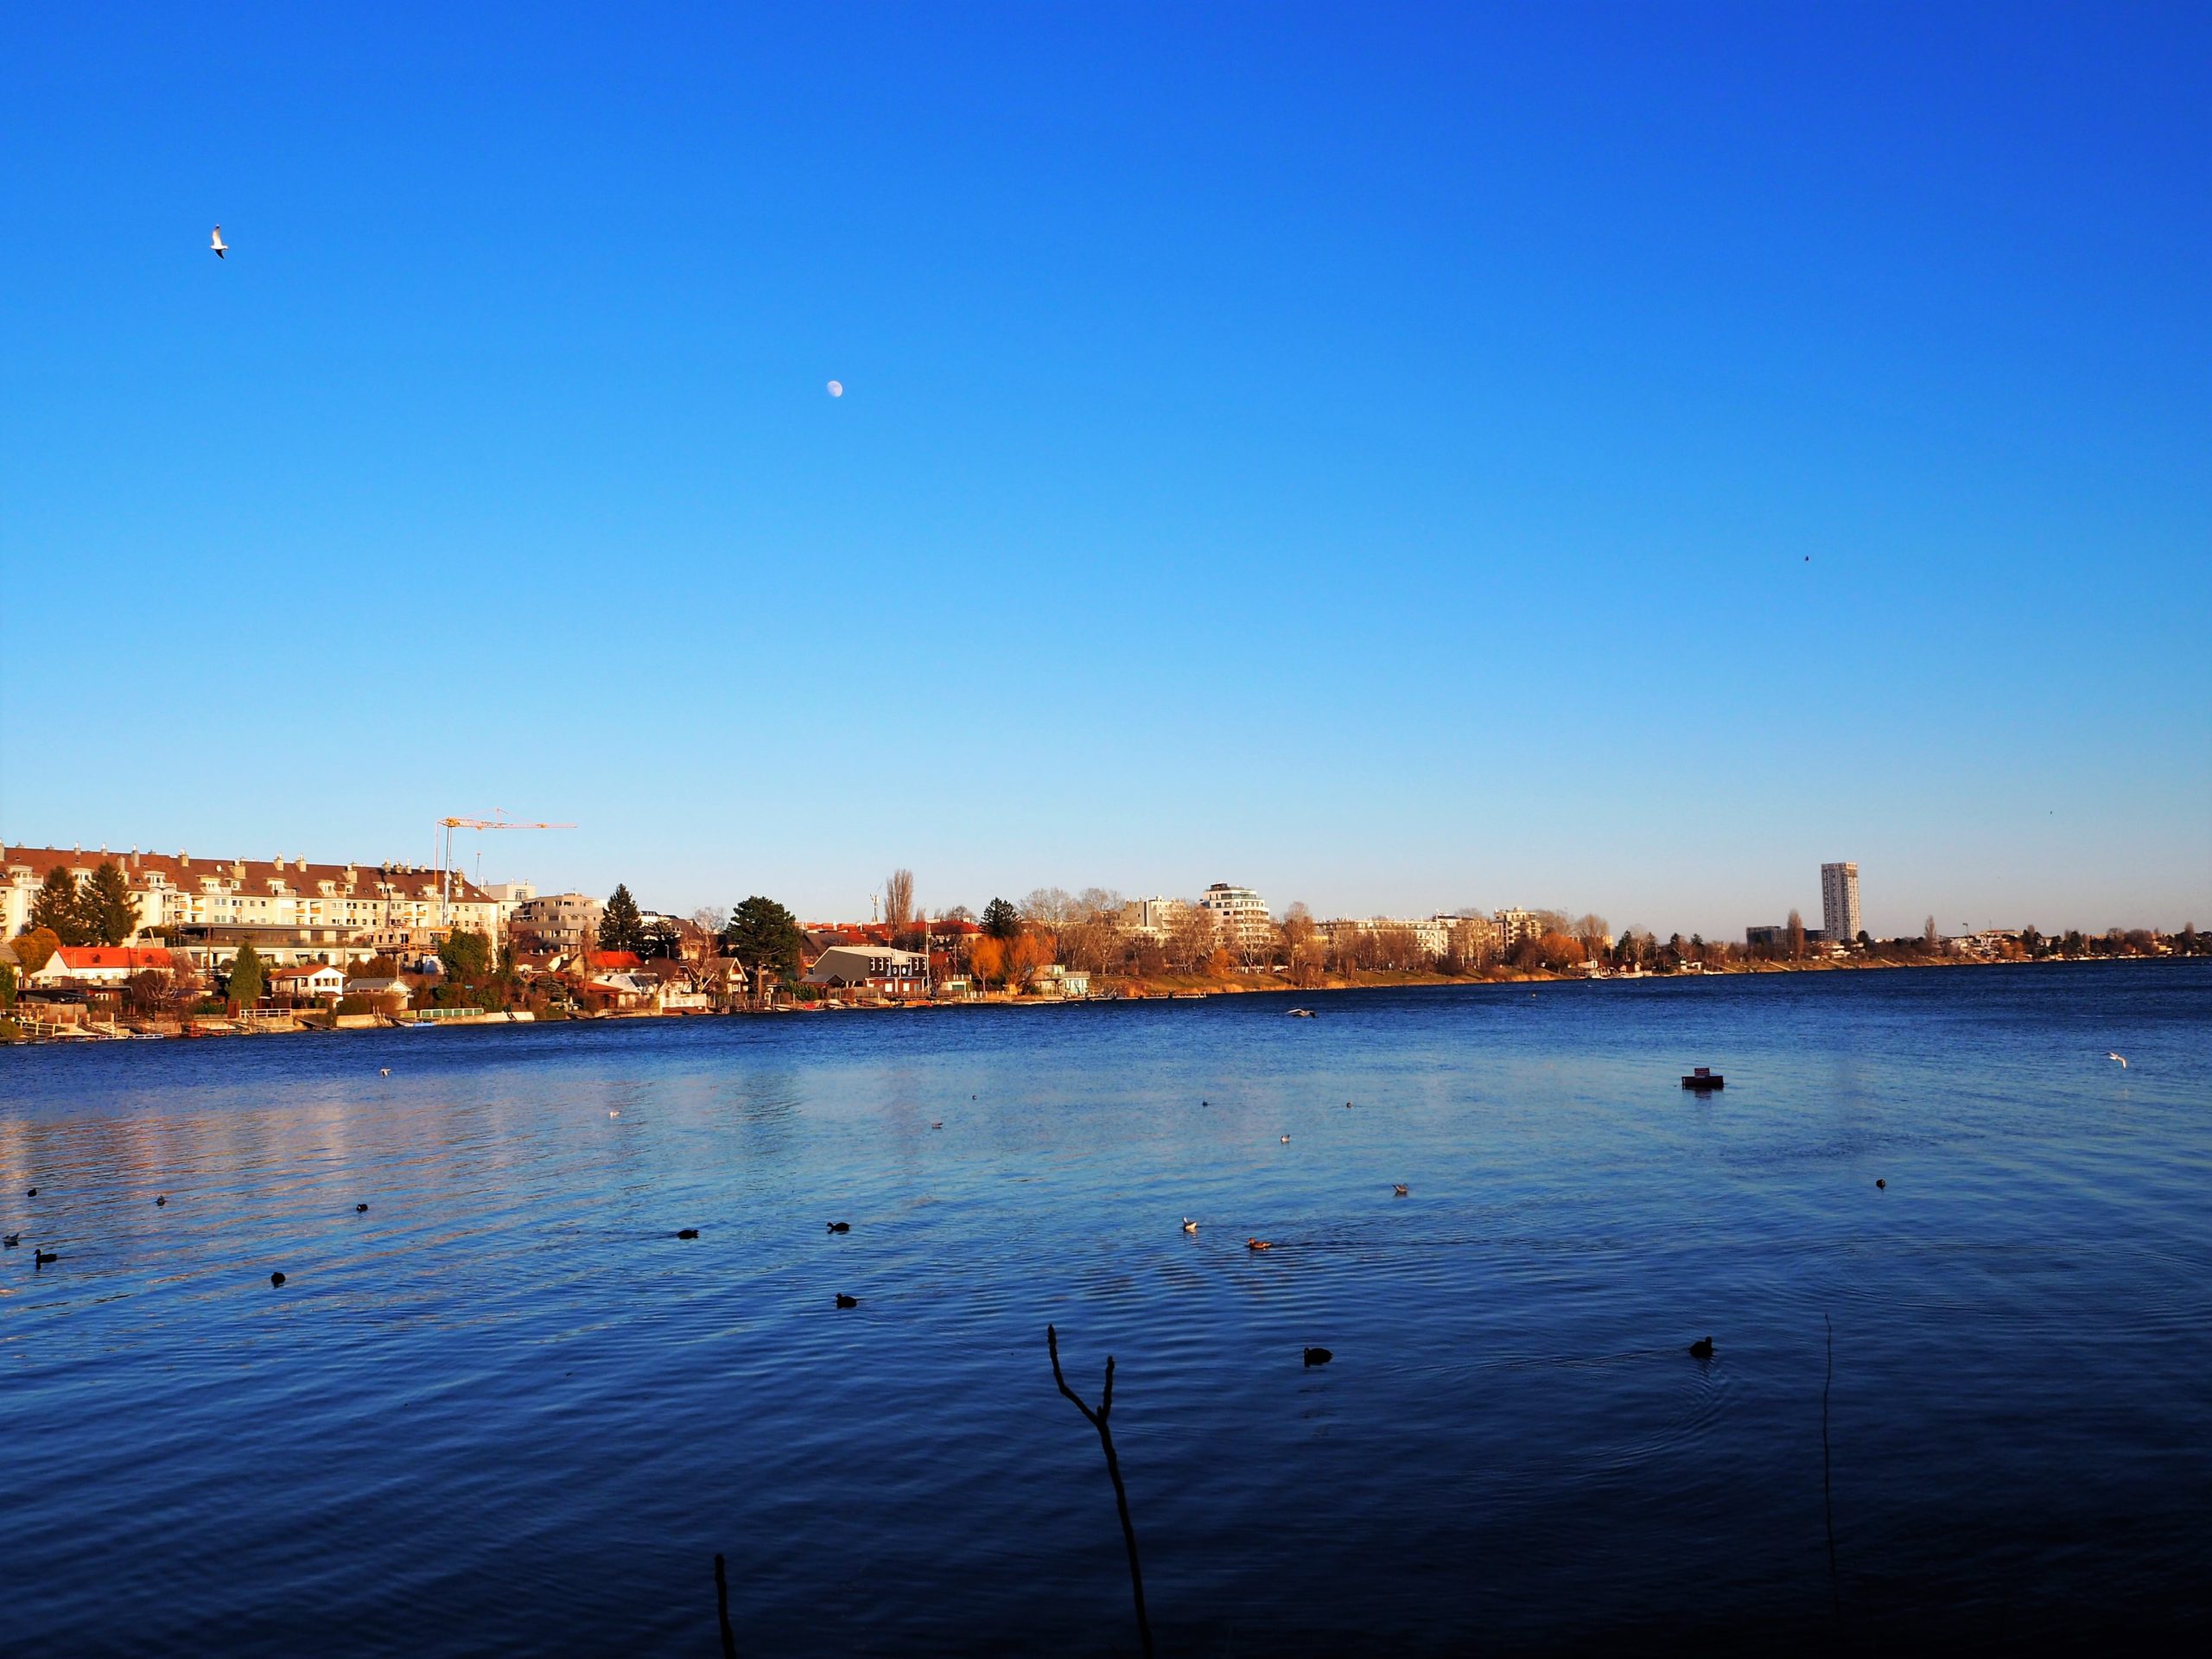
[3,963,2208,1656]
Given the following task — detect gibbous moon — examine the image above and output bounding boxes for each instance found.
[826,380,843,397]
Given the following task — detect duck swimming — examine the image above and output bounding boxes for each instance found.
[3,1234,18,1248]
[35,1249,58,1267]
[1181,1217,1198,1234]
[270,1272,287,1287]
[356,1203,369,1213]
[1303,1346,1333,1367]
[827,1222,851,1234]
[156,1195,167,1207]
[676,1228,699,1240]
[1688,1336,1714,1359]
[835,1293,859,1309]
[1247,1238,1273,1251]
[1392,1184,1409,1197]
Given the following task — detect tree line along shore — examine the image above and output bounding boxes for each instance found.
[3,864,2200,1046]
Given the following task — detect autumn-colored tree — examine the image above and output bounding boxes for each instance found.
[969,935,1006,988]
[1008,931,1053,989]
[1536,932,1586,973]
[11,927,62,974]
[1203,944,1236,979]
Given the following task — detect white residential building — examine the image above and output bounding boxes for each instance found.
[1199,882,1274,952]
[1,846,502,969]
[1118,896,1194,939]
[1821,862,1862,944]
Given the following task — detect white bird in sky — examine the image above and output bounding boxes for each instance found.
[210,226,228,259]
[2107,1052,2128,1069]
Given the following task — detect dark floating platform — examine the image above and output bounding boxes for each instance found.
[1681,1067,1725,1090]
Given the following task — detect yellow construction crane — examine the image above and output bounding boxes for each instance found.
[435,813,576,927]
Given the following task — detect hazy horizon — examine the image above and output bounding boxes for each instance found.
[4,3,2205,938]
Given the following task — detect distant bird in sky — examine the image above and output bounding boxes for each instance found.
[2107,1052,2128,1068]
[210,226,227,258]
[1181,1217,1198,1234]
[826,379,843,397]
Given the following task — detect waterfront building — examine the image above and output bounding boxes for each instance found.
[804,944,930,997]
[1821,861,1862,944]
[1199,882,1274,951]
[1493,908,1544,952]
[512,891,602,950]
[28,945,178,986]
[1118,896,1194,939]
[1,846,500,969]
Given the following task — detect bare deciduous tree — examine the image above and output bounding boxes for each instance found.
[885,870,915,934]
[1788,909,1807,961]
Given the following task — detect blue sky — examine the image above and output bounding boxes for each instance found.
[3,3,2205,937]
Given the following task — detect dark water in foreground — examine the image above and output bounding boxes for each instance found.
[3,963,2209,1656]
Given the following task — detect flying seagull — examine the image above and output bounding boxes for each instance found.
[210,226,228,259]
[2107,1052,2128,1069]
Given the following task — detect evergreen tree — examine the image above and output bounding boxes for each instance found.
[78,861,140,946]
[641,918,683,960]
[0,963,16,1007]
[30,867,89,945]
[599,884,645,954]
[722,896,806,987]
[439,930,494,983]
[227,944,266,1009]
[981,896,1021,941]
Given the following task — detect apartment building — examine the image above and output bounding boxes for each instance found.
[2,845,501,968]
[1821,862,1862,944]
[512,891,603,950]
[1199,882,1274,951]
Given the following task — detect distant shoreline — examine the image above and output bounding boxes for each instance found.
[4,951,2193,1049]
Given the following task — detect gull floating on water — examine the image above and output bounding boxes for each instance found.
[210,225,228,258]
[1181,1217,1198,1234]
[2107,1052,2128,1069]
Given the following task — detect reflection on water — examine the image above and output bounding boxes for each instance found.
[3,964,2209,1655]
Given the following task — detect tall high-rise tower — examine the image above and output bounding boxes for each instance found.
[1821,861,1861,943]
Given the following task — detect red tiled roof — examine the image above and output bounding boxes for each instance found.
[1,845,498,906]
[54,947,175,970]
